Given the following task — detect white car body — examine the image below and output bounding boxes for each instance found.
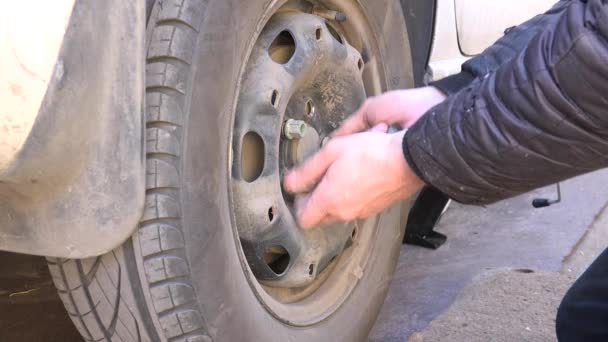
[0,0,75,172]
[428,0,555,80]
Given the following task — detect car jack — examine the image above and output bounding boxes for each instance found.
[403,187,450,249]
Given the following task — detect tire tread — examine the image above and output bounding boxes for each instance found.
[49,0,211,341]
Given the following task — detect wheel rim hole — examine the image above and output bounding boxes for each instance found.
[315,27,322,40]
[263,245,290,275]
[271,90,279,107]
[241,132,265,182]
[268,206,276,222]
[308,264,315,276]
[305,100,315,117]
[351,227,358,240]
[325,22,343,44]
[357,58,364,71]
[269,30,296,64]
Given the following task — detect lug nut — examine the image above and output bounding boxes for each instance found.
[283,119,307,140]
[312,7,347,22]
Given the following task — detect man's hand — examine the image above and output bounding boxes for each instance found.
[283,130,424,229]
[331,86,446,137]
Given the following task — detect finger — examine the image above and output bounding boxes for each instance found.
[331,114,367,137]
[369,122,388,133]
[301,210,336,229]
[283,142,341,194]
[316,214,339,227]
[331,102,370,137]
[294,189,329,229]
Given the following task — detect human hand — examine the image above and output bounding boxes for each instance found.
[283,130,424,229]
[331,86,446,137]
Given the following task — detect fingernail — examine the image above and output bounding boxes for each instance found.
[371,122,388,133]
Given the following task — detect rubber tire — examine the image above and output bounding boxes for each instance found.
[47,1,414,341]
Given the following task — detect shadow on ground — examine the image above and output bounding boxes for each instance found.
[0,252,80,342]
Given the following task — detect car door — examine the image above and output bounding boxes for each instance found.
[427,0,555,81]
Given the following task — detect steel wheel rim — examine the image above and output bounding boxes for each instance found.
[228,0,390,326]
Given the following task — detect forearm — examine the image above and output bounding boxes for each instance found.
[404,0,608,205]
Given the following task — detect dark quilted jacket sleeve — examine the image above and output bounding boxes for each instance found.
[403,0,608,205]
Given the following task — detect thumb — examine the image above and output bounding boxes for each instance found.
[284,142,341,194]
[369,122,388,133]
[331,100,370,137]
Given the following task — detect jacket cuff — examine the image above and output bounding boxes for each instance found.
[402,131,428,185]
[430,71,475,95]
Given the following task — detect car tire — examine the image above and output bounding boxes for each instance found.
[47,0,414,341]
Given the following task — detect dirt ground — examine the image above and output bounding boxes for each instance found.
[378,171,608,342]
[371,169,608,341]
[407,269,574,342]
[403,198,608,342]
[0,252,81,342]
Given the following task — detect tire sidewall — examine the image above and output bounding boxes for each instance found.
[180,1,413,340]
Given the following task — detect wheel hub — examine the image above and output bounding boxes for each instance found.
[231,11,366,288]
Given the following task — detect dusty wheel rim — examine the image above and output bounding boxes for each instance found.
[230,1,388,326]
